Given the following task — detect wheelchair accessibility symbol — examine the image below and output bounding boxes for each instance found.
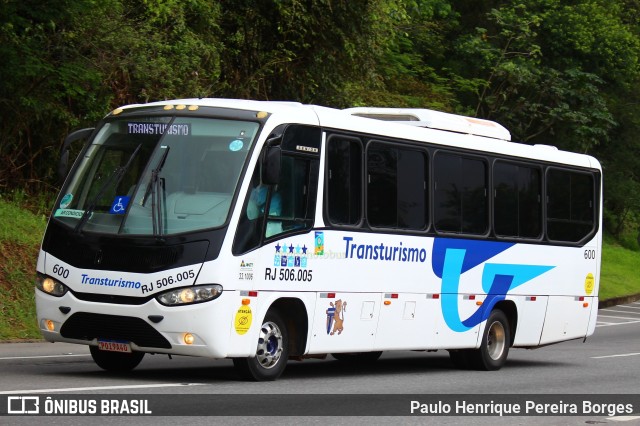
[109,196,131,215]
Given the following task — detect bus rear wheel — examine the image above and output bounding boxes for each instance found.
[89,346,144,372]
[233,310,289,381]
[469,309,511,371]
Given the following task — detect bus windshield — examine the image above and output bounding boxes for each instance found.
[53,116,259,235]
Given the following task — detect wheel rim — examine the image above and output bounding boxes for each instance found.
[255,321,283,369]
[486,320,506,360]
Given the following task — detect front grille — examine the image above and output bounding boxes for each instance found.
[60,312,171,349]
[72,291,153,305]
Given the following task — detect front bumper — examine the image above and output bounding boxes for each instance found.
[35,288,236,358]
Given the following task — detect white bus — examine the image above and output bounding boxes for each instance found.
[36,99,602,380]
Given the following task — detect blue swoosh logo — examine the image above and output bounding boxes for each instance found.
[433,238,554,332]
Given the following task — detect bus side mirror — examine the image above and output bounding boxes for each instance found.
[261,145,281,185]
[58,128,94,182]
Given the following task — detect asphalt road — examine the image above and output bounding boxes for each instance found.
[1,302,639,425]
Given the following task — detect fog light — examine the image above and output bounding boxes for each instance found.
[183,333,194,345]
[45,320,55,331]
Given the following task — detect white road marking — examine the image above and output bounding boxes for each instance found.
[607,416,640,422]
[591,352,640,359]
[595,304,640,327]
[0,354,90,361]
[596,320,640,327]
[605,305,640,310]
[0,383,206,395]
[596,314,640,320]
[601,309,640,314]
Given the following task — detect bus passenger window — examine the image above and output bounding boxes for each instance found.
[494,162,541,239]
[327,136,362,225]
[434,152,487,234]
[547,169,594,242]
[367,142,427,230]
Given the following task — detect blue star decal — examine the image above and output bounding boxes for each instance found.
[275,243,281,253]
[289,244,294,253]
[302,245,307,254]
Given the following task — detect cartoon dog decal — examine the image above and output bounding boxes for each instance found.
[326,299,347,335]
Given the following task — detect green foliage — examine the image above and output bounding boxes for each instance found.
[446,1,631,152]
[0,0,639,240]
[0,0,221,193]
[215,0,399,106]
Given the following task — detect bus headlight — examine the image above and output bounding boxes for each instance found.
[35,273,68,297]
[156,284,222,306]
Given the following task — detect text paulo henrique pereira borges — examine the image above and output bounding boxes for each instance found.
[410,399,634,417]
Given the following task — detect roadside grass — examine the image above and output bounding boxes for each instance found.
[0,196,638,340]
[0,199,47,340]
[600,234,640,300]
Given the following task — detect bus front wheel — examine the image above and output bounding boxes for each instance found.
[89,346,144,372]
[233,310,289,381]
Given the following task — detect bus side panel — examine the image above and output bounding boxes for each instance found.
[225,291,317,358]
[308,292,380,354]
[539,295,592,344]
[433,294,481,349]
[510,295,548,347]
[585,296,599,337]
[373,293,436,350]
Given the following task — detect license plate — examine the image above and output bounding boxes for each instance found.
[97,339,132,353]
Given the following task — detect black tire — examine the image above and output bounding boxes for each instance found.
[89,346,144,372]
[233,310,289,381]
[331,351,383,363]
[468,309,511,371]
[448,349,472,370]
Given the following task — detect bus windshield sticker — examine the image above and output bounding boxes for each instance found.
[54,209,87,219]
[229,139,244,151]
[127,122,191,136]
[109,196,130,215]
[59,193,73,208]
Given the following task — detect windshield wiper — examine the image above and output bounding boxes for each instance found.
[149,146,170,236]
[74,144,142,234]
